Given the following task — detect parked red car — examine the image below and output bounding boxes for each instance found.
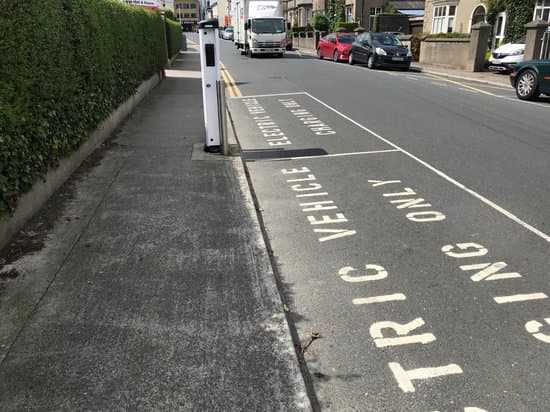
[317,32,356,62]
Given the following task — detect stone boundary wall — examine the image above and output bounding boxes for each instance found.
[419,38,471,70]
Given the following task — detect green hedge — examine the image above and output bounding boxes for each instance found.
[166,19,182,57]
[0,0,167,218]
[335,22,358,32]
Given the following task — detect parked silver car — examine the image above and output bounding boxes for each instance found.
[488,37,525,72]
[222,28,234,40]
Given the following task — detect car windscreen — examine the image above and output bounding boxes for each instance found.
[371,34,402,47]
[251,19,285,34]
[337,35,355,44]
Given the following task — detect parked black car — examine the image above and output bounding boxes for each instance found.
[348,32,411,70]
[510,59,550,100]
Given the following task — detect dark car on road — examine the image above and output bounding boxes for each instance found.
[348,32,411,70]
[510,59,550,100]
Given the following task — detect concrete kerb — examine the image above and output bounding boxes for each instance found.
[0,71,164,251]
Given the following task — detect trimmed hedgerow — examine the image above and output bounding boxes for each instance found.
[166,18,183,57]
[0,0,167,218]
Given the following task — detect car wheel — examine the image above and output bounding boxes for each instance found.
[348,52,354,65]
[333,50,339,62]
[317,48,322,59]
[516,69,540,100]
[367,54,376,69]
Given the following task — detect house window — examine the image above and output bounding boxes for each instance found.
[346,6,353,23]
[534,0,550,22]
[369,7,382,29]
[493,11,506,48]
[432,4,456,33]
[471,5,486,26]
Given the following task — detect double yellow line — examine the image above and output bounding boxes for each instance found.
[220,62,242,97]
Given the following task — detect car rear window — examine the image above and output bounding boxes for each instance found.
[338,35,355,44]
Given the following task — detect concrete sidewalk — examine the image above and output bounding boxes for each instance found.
[0,50,311,410]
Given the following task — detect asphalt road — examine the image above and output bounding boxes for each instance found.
[212,34,550,411]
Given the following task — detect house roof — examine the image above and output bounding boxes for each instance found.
[388,0,425,10]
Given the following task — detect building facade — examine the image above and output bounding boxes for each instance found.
[284,0,423,32]
[424,0,550,48]
[174,0,201,31]
[210,0,232,27]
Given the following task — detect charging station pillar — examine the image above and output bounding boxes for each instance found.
[198,19,221,152]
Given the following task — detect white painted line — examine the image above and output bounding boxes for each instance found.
[497,95,550,109]
[233,92,307,99]
[494,293,548,304]
[268,149,400,161]
[303,92,550,243]
[406,76,420,80]
[352,293,407,305]
[459,87,478,94]
[296,192,329,198]
[431,82,448,87]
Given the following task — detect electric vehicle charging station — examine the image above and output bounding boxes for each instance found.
[198,19,222,152]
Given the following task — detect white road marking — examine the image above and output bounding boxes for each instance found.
[296,192,329,198]
[431,82,448,87]
[494,293,548,304]
[497,94,550,109]
[406,76,420,80]
[302,92,550,243]
[352,293,407,305]
[267,149,399,161]
[233,92,306,99]
[525,318,550,344]
[389,362,463,393]
[459,87,478,93]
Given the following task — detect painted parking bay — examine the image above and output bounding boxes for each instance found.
[228,93,550,411]
[227,92,396,158]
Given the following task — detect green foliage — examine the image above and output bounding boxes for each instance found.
[486,0,505,27]
[327,0,345,32]
[426,32,471,38]
[0,0,167,218]
[311,12,330,31]
[335,22,358,32]
[160,9,177,21]
[385,3,397,14]
[503,0,536,42]
[166,18,182,57]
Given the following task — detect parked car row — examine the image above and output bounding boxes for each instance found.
[309,30,549,102]
[317,31,412,70]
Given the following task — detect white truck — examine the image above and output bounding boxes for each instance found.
[233,0,286,57]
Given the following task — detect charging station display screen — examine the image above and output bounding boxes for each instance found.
[205,44,215,67]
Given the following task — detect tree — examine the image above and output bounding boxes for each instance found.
[327,0,345,32]
[502,0,536,42]
[311,12,330,32]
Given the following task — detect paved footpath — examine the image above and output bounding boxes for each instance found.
[0,51,311,410]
